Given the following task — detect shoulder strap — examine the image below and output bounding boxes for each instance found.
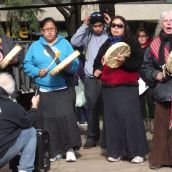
[42,43,60,65]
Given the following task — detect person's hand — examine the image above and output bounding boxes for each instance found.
[94,69,102,78]
[103,13,111,25]
[31,95,40,109]
[39,69,47,78]
[155,72,165,82]
[115,55,125,65]
[83,16,91,26]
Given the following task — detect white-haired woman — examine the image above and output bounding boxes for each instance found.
[142,10,172,169]
[0,72,39,172]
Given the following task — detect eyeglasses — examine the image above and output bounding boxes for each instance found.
[42,27,56,33]
[111,23,124,29]
[91,12,102,17]
[138,35,147,38]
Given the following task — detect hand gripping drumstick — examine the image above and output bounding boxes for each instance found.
[46,51,61,71]
[49,50,80,76]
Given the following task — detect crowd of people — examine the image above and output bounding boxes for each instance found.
[0,9,172,172]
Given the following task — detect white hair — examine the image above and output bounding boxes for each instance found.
[0,72,15,95]
[153,10,172,39]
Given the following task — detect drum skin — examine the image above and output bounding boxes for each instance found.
[104,42,131,68]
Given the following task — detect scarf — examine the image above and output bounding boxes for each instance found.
[108,35,124,45]
[141,38,152,49]
[159,31,172,65]
[150,31,172,66]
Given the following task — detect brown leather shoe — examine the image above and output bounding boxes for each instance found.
[83,139,97,149]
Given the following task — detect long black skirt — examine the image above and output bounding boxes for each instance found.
[37,88,82,158]
[102,85,149,158]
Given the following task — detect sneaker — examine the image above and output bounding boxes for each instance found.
[107,157,121,162]
[66,148,76,162]
[78,122,88,127]
[131,156,144,163]
[83,138,97,149]
[50,154,62,162]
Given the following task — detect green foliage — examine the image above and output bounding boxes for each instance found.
[5,0,43,37]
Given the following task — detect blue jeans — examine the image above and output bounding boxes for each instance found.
[0,127,37,172]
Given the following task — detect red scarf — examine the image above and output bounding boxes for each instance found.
[150,36,169,62]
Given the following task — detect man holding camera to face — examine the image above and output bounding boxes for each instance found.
[71,12,111,148]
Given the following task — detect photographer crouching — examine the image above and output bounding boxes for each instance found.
[0,72,40,172]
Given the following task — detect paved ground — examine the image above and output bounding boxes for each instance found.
[1,124,172,172]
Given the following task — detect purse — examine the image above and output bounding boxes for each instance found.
[154,77,172,102]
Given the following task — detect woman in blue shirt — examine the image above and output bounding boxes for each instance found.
[23,17,81,162]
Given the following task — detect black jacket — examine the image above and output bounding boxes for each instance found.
[141,47,164,87]
[93,35,143,72]
[141,46,172,102]
[0,91,37,159]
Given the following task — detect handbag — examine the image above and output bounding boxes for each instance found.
[154,77,172,102]
[75,77,87,107]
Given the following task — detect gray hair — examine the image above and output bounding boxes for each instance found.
[0,72,15,95]
[153,10,172,39]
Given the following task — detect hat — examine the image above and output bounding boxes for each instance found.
[90,12,104,25]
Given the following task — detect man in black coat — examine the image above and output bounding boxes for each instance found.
[0,72,39,172]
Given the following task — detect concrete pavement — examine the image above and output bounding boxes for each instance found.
[1,125,172,172]
[48,126,171,172]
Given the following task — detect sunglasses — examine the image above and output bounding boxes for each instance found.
[111,23,124,29]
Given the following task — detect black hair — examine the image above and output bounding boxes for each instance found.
[40,17,57,29]
[109,15,131,41]
[136,27,149,38]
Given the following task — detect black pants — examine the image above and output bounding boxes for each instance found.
[140,88,155,119]
[84,77,102,141]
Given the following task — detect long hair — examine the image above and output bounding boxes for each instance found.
[109,15,132,41]
[0,72,15,95]
[153,10,172,39]
[135,27,149,38]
